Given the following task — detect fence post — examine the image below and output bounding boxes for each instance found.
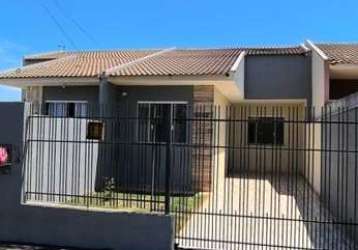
[165,139,172,214]
[164,108,173,214]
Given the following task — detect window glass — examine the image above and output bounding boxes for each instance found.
[173,104,188,143]
[248,117,284,145]
[137,103,187,143]
[46,102,87,118]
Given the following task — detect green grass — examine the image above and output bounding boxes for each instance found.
[64,191,208,231]
[65,192,208,213]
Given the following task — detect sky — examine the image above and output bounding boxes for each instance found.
[0,0,358,101]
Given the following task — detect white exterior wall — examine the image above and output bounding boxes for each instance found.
[305,122,322,195]
[213,87,230,207]
[312,52,327,109]
[305,41,330,112]
[24,117,99,202]
[22,86,43,103]
[304,41,330,195]
[233,53,245,99]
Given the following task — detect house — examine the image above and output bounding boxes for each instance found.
[0,42,357,193]
[0,45,311,191]
[1,41,358,249]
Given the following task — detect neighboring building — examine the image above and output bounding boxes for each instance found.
[305,41,358,108]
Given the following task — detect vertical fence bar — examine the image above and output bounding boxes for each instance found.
[165,109,172,215]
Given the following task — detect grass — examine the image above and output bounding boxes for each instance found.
[64,191,208,213]
[64,191,209,231]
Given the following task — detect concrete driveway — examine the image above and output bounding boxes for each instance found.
[177,174,355,250]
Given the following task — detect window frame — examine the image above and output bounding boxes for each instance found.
[45,100,88,118]
[248,116,285,146]
[137,101,189,143]
[86,121,105,141]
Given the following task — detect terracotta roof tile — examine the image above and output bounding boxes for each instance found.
[24,51,71,60]
[317,43,358,65]
[0,46,307,79]
[1,50,157,78]
[246,47,307,55]
[109,49,242,77]
[109,47,306,77]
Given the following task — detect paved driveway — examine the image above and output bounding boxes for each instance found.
[177,174,355,250]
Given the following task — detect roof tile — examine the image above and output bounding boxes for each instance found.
[317,43,358,65]
[0,46,307,79]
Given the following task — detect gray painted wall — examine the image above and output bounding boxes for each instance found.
[244,55,312,104]
[115,85,194,114]
[39,84,195,194]
[116,85,194,190]
[43,86,99,105]
[0,102,174,250]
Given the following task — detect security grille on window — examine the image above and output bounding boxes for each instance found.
[248,117,284,145]
[137,102,188,143]
[45,101,87,118]
[87,122,104,140]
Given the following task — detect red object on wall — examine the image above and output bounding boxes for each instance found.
[0,146,9,166]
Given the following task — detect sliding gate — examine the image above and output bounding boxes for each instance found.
[173,105,358,250]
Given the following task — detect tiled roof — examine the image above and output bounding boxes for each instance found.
[109,49,242,77]
[246,47,307,55]
[0,46,307,79]
[109,47,306,77]
[316,43,358,65]
[1,50,157,78]
[24,51,70,60]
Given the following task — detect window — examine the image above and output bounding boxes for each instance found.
[45,101,87,118]
[248,117,284,145]
[137,102,188,143]
[86,122,104,140]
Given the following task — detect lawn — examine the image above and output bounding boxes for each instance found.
[65,191,208,213]
[64,191,208,232]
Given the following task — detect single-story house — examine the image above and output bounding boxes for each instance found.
[0,41,357,196]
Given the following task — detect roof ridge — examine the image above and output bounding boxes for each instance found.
[316,42,358,46]
[105,47,176,76]
[24,46,305,55]
[305,40,329,60]
[61,48,168,53]
[24,50,66,59]
[244,46,302,49]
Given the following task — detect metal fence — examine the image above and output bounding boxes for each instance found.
[23,103,358,249]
